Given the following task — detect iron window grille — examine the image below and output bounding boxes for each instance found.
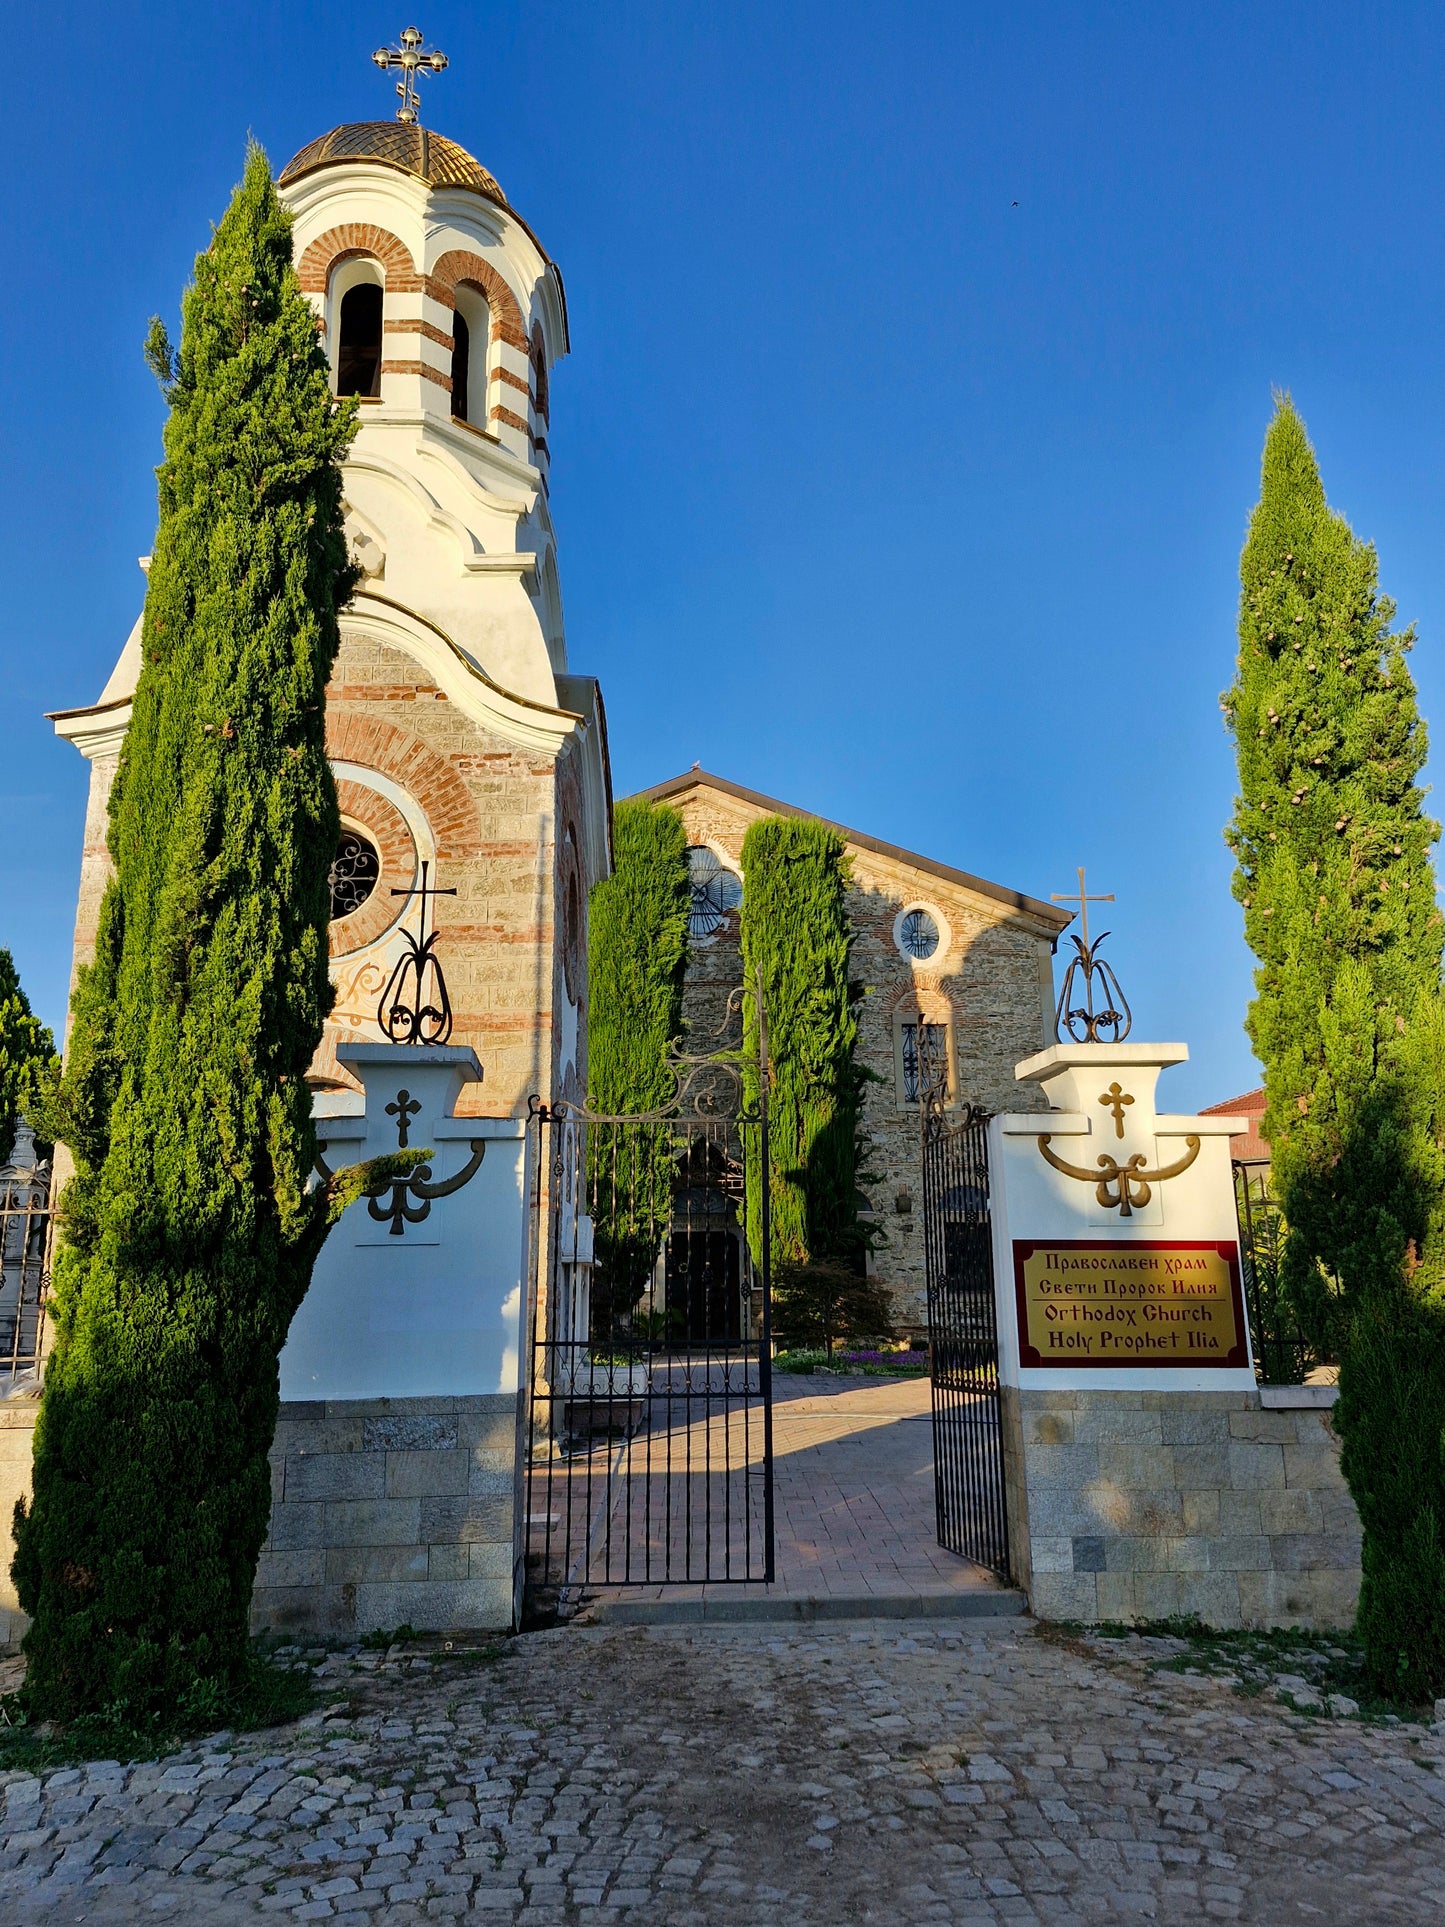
[901,1021,947,1103]
[899,908,940,961]
[686,845,743,940]
[329,829,381,920]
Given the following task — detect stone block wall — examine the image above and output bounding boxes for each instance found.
[0,1389,39,1649]
[0,1391,519,1651]
[1001,1385,1361,1629]
[256,1395,518,1637]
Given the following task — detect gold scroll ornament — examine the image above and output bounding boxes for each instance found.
[1036,1133,1200,1217]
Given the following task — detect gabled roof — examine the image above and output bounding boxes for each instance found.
[1199,1086,1269,1163]
[630,769,1071,930]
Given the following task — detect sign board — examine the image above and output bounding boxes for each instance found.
[1012,1239,1249,1370]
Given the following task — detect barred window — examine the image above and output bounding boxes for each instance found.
[329,829,381,920]
[686,846,743,940]
[898,907,940,961]
[901,1021,947,1104]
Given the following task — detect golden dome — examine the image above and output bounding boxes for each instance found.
[279,122,510,210]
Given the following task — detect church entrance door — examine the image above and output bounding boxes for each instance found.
[523,1047,774,1616]
[920,1094,1011,1577]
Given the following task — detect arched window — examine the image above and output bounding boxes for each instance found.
[451,311,471,423]
[337,283,383,398]
[451,285,491,427]
[531,325,549,425]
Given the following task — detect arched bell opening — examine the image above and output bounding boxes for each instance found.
[332,264,384,399]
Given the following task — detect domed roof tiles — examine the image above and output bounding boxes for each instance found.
[279,122,510,210]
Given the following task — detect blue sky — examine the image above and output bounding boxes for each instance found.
[5,0,1443,1110]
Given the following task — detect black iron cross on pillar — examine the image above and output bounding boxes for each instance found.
[377,860,458,1046]
[385,1089,422,1148]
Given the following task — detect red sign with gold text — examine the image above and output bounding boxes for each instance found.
[1013,1240,1250,1369]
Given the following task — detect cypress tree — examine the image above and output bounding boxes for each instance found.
[12,146,382,1721]
[739,817,865,1271]
[1224,395,1445,1698]
[585,801,691,1326]
[0,949,56,1166]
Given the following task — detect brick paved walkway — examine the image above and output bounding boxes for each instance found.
[583,1372,1008,1619]
[6,1618,1443,1925]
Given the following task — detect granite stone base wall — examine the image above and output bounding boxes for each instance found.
[256,1395,519,1638]
[0,1391,521,1650]
[1001,1384,1361,1630]
[0,1387,39,1649]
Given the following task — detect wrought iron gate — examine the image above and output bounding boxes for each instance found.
[920,1088,1011,1577]
[523,1014,774,1613]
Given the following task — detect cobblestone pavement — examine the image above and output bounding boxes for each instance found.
[4,1618,1443,1926]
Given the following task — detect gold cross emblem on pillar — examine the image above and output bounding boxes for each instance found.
[1099,1081,1134,1139]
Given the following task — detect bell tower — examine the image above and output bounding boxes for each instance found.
[52,30,609,1113]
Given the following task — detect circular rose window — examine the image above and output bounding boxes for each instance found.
[329,828,381,921]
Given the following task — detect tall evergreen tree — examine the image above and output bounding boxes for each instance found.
[1225,395,1445,1697]
[739,817,866,1271]
[585,800,691,1325]
[12,146,389,1721]
[0,949,56,1166]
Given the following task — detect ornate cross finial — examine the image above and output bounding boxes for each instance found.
[377,861,458,1045]
[1049,866,1133,1045]
[1051,866,1114,949]
[372,25,449,125]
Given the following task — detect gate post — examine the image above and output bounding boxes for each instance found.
[987,1041,1279,1627]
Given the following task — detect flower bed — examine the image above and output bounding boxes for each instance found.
[773,1346,929,1377]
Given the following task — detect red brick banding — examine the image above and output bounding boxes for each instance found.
[426,249,527,351]
[297,224,422,293]
[329,780,417,956]
[380,358,451,390]
[385,318,455,350]
[325,707,484,857]
[490,403,529,434]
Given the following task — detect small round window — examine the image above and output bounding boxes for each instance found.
[330,828,381,921]
[686,845,743,939]
[898,907,940,962]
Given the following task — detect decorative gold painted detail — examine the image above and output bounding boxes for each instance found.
[1099,1082,1134,1137]
[1036,1133,1201,1218]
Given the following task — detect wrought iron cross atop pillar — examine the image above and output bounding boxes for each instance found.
[1051,866,1114,950]
[372,25,449,125]
[1050,865,1133,1045]
[377,861,457,1045]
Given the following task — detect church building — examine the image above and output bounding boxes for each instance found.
[47,94,1064,1347]
[632,771,1067,1337]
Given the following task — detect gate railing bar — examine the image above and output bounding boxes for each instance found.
[756,962,776,1585]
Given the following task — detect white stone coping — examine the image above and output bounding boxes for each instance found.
[1015,1043,1190,1081]
[1259,1384,1339,1409]
[995,1112,1245,1136]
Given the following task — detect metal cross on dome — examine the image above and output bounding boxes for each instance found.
[372,25,449,125]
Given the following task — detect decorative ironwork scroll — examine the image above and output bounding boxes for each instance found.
[1050,866,1133,1044]
[1035,1132,1201,1217]
[377,861,456,1045]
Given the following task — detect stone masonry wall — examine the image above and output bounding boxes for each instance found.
[255,1395,517,1638]
[662,781,1058,1336]
[0,1388,38,1649]
[323,634,563,1118]
[1002,1385,1361,1630]
[0,1392,519,1650]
